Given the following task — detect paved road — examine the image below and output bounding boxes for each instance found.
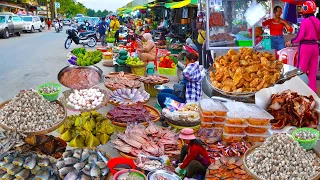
[0,28,96,102]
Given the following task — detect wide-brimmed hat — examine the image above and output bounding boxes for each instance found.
[179,128,196,140]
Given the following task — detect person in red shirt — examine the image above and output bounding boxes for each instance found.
[262,6,293,51]
[174,128,211,180]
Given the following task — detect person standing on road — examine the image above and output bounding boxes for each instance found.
[110,15,120,45]
[99,17,107,46]
[47,18,51,30]
[286,1,320,92]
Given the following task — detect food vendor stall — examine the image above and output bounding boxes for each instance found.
[201,0,308,101]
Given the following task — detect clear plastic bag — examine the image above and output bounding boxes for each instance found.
[245,0,267,27]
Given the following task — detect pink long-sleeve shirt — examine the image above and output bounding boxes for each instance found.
[291,16,320,44]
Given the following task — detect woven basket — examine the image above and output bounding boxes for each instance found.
[0,100,66,135]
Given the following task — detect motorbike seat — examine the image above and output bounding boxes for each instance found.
[79,31,95,37]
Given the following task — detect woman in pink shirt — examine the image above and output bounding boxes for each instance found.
[286,1,319,92]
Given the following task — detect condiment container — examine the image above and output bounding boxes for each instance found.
[200,122,213,128]
[223,122,248,134]
[213,121,225,129]
[226,117,246,125]
[245,123,271,134]
[200,109,226,123]
[245,104,274,126]
[245,132,268,143]
[222,131,246,142]
[199,99,228,116]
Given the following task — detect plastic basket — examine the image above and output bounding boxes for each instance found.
[167,121,200,133]
[131,65,146,76]
[292,128,320,150]
[169,48,182,55]
[37,83,62,102]
[236,40,252,47]
[114,64,131,73]
[158,66,177,76]
[144,83,159,97]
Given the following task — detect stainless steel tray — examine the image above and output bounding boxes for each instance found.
[57,65,103,89]
[147,170,181,180]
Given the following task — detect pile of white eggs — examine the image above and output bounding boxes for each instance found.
[67,89,105,110]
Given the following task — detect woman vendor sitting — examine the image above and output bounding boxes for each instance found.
[175,128,211,180]
[157,52,205,108]
[137,33,156,62]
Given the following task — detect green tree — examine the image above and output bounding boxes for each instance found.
[96,10,102,17]
[87,8,96,17]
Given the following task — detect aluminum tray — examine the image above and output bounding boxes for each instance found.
[57,65,103,89]
[147,170,181,180]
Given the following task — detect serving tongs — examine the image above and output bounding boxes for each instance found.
[276,68,303,84]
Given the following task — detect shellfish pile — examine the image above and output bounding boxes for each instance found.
[109,88,150,105]
[246,134,320,179]
[0,151,58,180]
[56,148,110,179]
[0,89,65,132]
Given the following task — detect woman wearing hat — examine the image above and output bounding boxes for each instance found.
[175,128,211,180]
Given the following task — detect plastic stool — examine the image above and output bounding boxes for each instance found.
[277,47,298,66]
[146,63,155,75]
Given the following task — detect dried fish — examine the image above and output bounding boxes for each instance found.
[57,148,110,179]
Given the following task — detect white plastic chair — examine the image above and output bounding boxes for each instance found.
[277,47,298,66]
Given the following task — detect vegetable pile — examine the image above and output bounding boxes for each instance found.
[69,48,103,66]
[116,50,129,65]
[0,89,65,132]
[159,56,177,69]
[58,111,114,147]
[125,56,145,66]
[107,103,156,124]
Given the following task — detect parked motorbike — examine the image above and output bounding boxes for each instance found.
[55,22,63,33]
[64,29,97,49]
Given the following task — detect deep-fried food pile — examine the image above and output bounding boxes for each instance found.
[210,48,283,93]
[267,90,319,129]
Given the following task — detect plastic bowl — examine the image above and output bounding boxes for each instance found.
[113,169,146,180]
[37,83,62,101]
[107,157,136,175]
[292,128,320,150]
[154,85,170,92]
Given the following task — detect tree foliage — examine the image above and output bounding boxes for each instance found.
[56,0,87,17]
[86,8,112,17]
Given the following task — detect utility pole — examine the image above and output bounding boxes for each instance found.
[46,0,49,18]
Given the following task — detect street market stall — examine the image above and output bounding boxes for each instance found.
[1,1,320,179]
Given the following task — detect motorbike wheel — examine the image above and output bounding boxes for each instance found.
[87,37,97,48]
[65,38,72,49]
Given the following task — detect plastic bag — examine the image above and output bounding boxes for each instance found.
[245,0,267,27]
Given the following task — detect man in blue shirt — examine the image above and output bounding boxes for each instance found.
[98,17,107,46]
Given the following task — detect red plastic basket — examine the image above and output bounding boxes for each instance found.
[107,157,136,175]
